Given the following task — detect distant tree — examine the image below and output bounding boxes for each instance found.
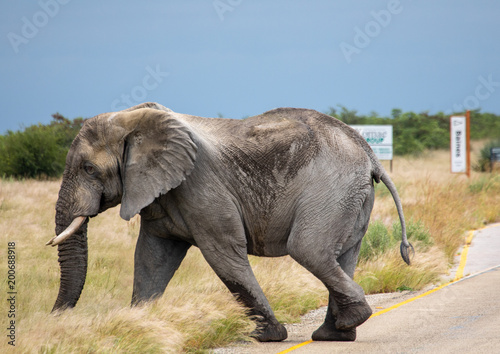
[50,112,85,149]
[0,125,66,178]
[334,105,363,125]
[0,114,85,179]
[391,108,402,119]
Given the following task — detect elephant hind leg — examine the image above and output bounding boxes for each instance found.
[311,297,357,341]
[312,239,363,341]
[288,232,371,335]
[288,189,374,339]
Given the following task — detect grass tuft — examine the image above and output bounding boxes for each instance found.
[359,221,393,261]
[468,174,500,194]
[355,246,446,294]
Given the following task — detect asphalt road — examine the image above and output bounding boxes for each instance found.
[214,223,500,354]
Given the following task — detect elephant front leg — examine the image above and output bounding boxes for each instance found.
[197,242,287,342]
[132,228,191,305]
[220,276,287,342]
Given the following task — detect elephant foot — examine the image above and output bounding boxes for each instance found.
[312,323,356,342]
[335,300,372,330]
[251,321,288,342]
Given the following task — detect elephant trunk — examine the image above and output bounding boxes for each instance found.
[51,219,88,312]
[51,184,89,312]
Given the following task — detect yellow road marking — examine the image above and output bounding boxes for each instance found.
[276,340,313,354]
[454,230,474,281]
[276,223,500,354]
[454,223,500,281]
[369,280,453,319]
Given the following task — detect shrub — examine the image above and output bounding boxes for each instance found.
[392,219,433,250]
[359,219,433,263]
[0,114,83,179]
[470,111,500,140]
[0,125,67,178]
[359,221,395,262]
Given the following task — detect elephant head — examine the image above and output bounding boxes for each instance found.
[47,102,197,312]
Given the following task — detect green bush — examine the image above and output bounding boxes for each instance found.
[0,125,66,178]
[392,219,433,250]
[359,221,395,262]
[470,111,500,140]
[359,219,432,263]
[0,114,83,179]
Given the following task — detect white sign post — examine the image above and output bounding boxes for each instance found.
[450,112,470,177]
[350,125,393,171]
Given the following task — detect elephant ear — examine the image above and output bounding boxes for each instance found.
[112,108,197,220]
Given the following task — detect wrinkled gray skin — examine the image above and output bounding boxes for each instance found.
[50,102,412,342]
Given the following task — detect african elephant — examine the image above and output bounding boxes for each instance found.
[47,102,412,342]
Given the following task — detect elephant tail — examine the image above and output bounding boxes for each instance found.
[343,121,414,264]
[379,172,414,265]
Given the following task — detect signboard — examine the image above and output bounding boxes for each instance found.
[491,147,500,162]
[491,147,500,171]
[450,116,467,173]
[350,125,393,160]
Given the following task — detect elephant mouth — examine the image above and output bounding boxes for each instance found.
[46,216,88,247]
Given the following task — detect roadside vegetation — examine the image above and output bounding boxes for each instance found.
[1,108,500,178]
[0,114,84,178]
[0,108,499,352]
[330,106,500,155]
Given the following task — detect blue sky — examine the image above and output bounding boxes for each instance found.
[1,1,499,133]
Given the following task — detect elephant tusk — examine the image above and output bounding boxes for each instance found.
[46,216,87,247]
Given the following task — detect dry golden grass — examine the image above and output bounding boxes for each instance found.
[1,143,499,352]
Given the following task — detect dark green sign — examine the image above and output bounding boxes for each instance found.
[491,147,500,162]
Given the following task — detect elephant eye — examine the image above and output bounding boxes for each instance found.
[84,163,96,176]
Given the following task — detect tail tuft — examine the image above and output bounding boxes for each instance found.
[400,242,415,265]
